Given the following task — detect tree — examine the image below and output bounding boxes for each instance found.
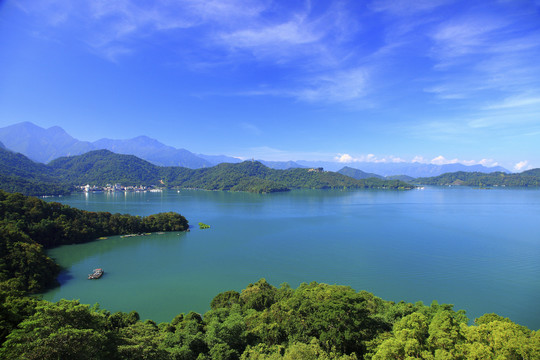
[0,300,113,360]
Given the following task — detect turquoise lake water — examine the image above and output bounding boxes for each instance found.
[42,188,540,329]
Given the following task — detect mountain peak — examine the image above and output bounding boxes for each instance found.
[46,125,69,135]
[0,122,94,163]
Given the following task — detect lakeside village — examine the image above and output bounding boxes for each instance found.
[80,183,164,193]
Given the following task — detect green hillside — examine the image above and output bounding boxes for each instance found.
[337,166,384,179]
[161,161,413,191]
[49,149,161,185]
[0,147,57,182]
[416,169,540,187]
[1,150,414,195]
[0,148,72,195]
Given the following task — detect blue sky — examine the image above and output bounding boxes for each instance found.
[1,0,539,171]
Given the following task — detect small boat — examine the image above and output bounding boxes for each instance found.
[88,268,104,279]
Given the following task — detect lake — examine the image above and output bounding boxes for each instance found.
[43,187,540,330]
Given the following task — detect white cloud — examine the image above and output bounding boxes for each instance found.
[461,158,499,167]
[430,156,501,167]
[431,155,459,165]
[514,160,531,172]
[334,153,406,163]
[336,154,354,163]
[337,153,503,166]
[478,159,499,167]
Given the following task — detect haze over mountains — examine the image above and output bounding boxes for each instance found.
[1,122,509,177]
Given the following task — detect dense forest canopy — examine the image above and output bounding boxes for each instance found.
[0,279,537,359]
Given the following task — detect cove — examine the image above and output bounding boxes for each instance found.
[43,188,540,330]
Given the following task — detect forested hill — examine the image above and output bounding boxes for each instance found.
[337,166,384,179]
[0,147,72,196]
[161,161,413,191]
[49,149,160,185]
[416,169,540,187]
[0,149,414,194]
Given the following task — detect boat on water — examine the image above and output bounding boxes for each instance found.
[88,268,104,279]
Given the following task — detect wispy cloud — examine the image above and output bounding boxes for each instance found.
[430,16,510,60]
[219,15,322,50]
[21,0,270,60]
[229,66,372,104]
[296,67,369,103]
[22,0,374,102]
[483,95,540,110]
[426,10,540,100]
[240,122,262,136]
[16,0,540,117]
[370,0,453,15]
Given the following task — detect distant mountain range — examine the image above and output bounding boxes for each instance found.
[297,160,509,178]
[0,122,235,168]
[0,122,509,177]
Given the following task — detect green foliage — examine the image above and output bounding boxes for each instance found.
[0,173,72,196]
[240,279,278,312]
[162,161,413,192]
[49,149,161,186]
[0,280,41,344]
[211,291,241,310]
[337,166,383,180]
[416,169,540,187]
[0,299,113,360]
[0,147,72,195]
[199,222,210,229]
[1,280,539,359]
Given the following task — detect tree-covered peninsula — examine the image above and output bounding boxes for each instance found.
[416,169,540,187]
[0,148,414,195]
[0,190,188,293]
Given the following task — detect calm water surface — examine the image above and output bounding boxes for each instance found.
[43,188,540,329]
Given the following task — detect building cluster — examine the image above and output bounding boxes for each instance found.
[80,184,162,192]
